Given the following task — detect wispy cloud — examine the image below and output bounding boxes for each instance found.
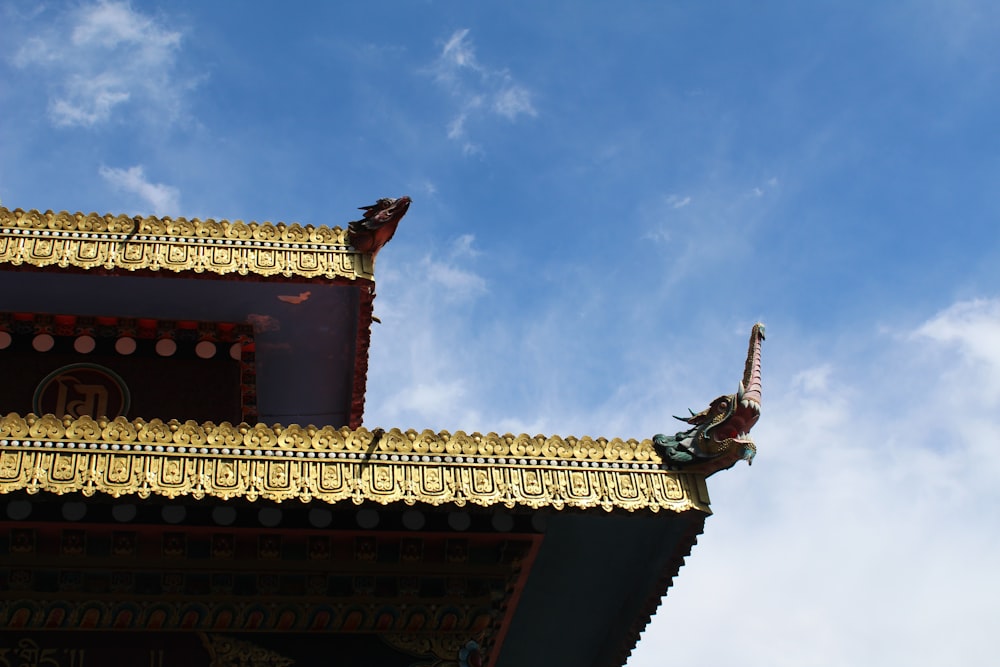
[430,28,537,153]
[13,1,193,127]
[422,261,487,299]
[666,194,691,209]
[439,29,477,71]
[752,177,779,197]
[888,0,1000,63]
[448,233,481,259]
[791,363,833,393]
[363,234,492,431]
[413,180,438,197]
[99,165,180,216]
[493,85,535,120]
[915,297,1000,372]
[639,174,782,297]
[420,234,487,302]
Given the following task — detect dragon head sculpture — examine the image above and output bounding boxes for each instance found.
[347,195,412,256]
[653,323,764,475]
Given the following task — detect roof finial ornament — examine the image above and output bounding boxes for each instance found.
[653,323,765,475]
[347,196,411,256]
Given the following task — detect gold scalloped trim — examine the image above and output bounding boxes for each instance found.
[0,413,707,513]
[0,207,373,280]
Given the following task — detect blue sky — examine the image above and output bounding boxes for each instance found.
[2,2,999,664]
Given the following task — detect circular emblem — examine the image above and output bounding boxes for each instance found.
[33,363,131,419]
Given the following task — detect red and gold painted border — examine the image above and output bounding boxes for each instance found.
[0,312,257,423]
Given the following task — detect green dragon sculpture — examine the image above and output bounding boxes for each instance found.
[653,323,764,475]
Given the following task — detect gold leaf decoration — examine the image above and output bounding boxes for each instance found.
[200,633,294,667]
[0,413,708,513]
[0,207,370,280]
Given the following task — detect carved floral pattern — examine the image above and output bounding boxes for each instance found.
[0,207,372,280]
[0,413,706,513]
[0,599,500,635]
[200,634,294,667]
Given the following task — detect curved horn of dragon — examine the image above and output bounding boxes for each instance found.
[653,323,765,475]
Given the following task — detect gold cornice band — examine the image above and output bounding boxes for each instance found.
[1,602,500,636]
[0,207,373,280]
[0,414,709,513]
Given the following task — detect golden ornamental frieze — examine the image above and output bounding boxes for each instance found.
[1,602,499,635]
[0,207,373,280]
[0,413,708,513]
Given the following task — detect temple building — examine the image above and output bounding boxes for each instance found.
[0,202,763,666]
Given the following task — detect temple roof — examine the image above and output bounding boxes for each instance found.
[0,203,758,666]
[0,411,709,665]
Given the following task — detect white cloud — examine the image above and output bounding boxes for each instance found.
[423,260,487,299]
[791,363,833,393]
[752,177,779,197]
[413,180,438,197]
[362,235,493,432]
[49,73,131,127]
[914,297,1000,373]
[493,84,535,119]
[667,194,691,209]
[393,380,468,421]
[13,1,192,127]
[99,165,180,216]
[449,233,481,259]
[71,1,179,50]
[418,234,488,300]
[641,175,784,296]
[888,0,1000,62]
[440,28,476,71]
[429,29,537,149]
[910,298,1000,485]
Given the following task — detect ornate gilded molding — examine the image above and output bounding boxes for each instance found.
[0,207,373,280]
[0,598,498,635]
[383,634,481,667]
[201,634,294,667]
[0,413,708,513]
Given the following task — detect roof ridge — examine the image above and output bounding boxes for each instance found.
[1,206,345,235]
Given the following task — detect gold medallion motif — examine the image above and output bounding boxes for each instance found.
[33,363,130,420]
